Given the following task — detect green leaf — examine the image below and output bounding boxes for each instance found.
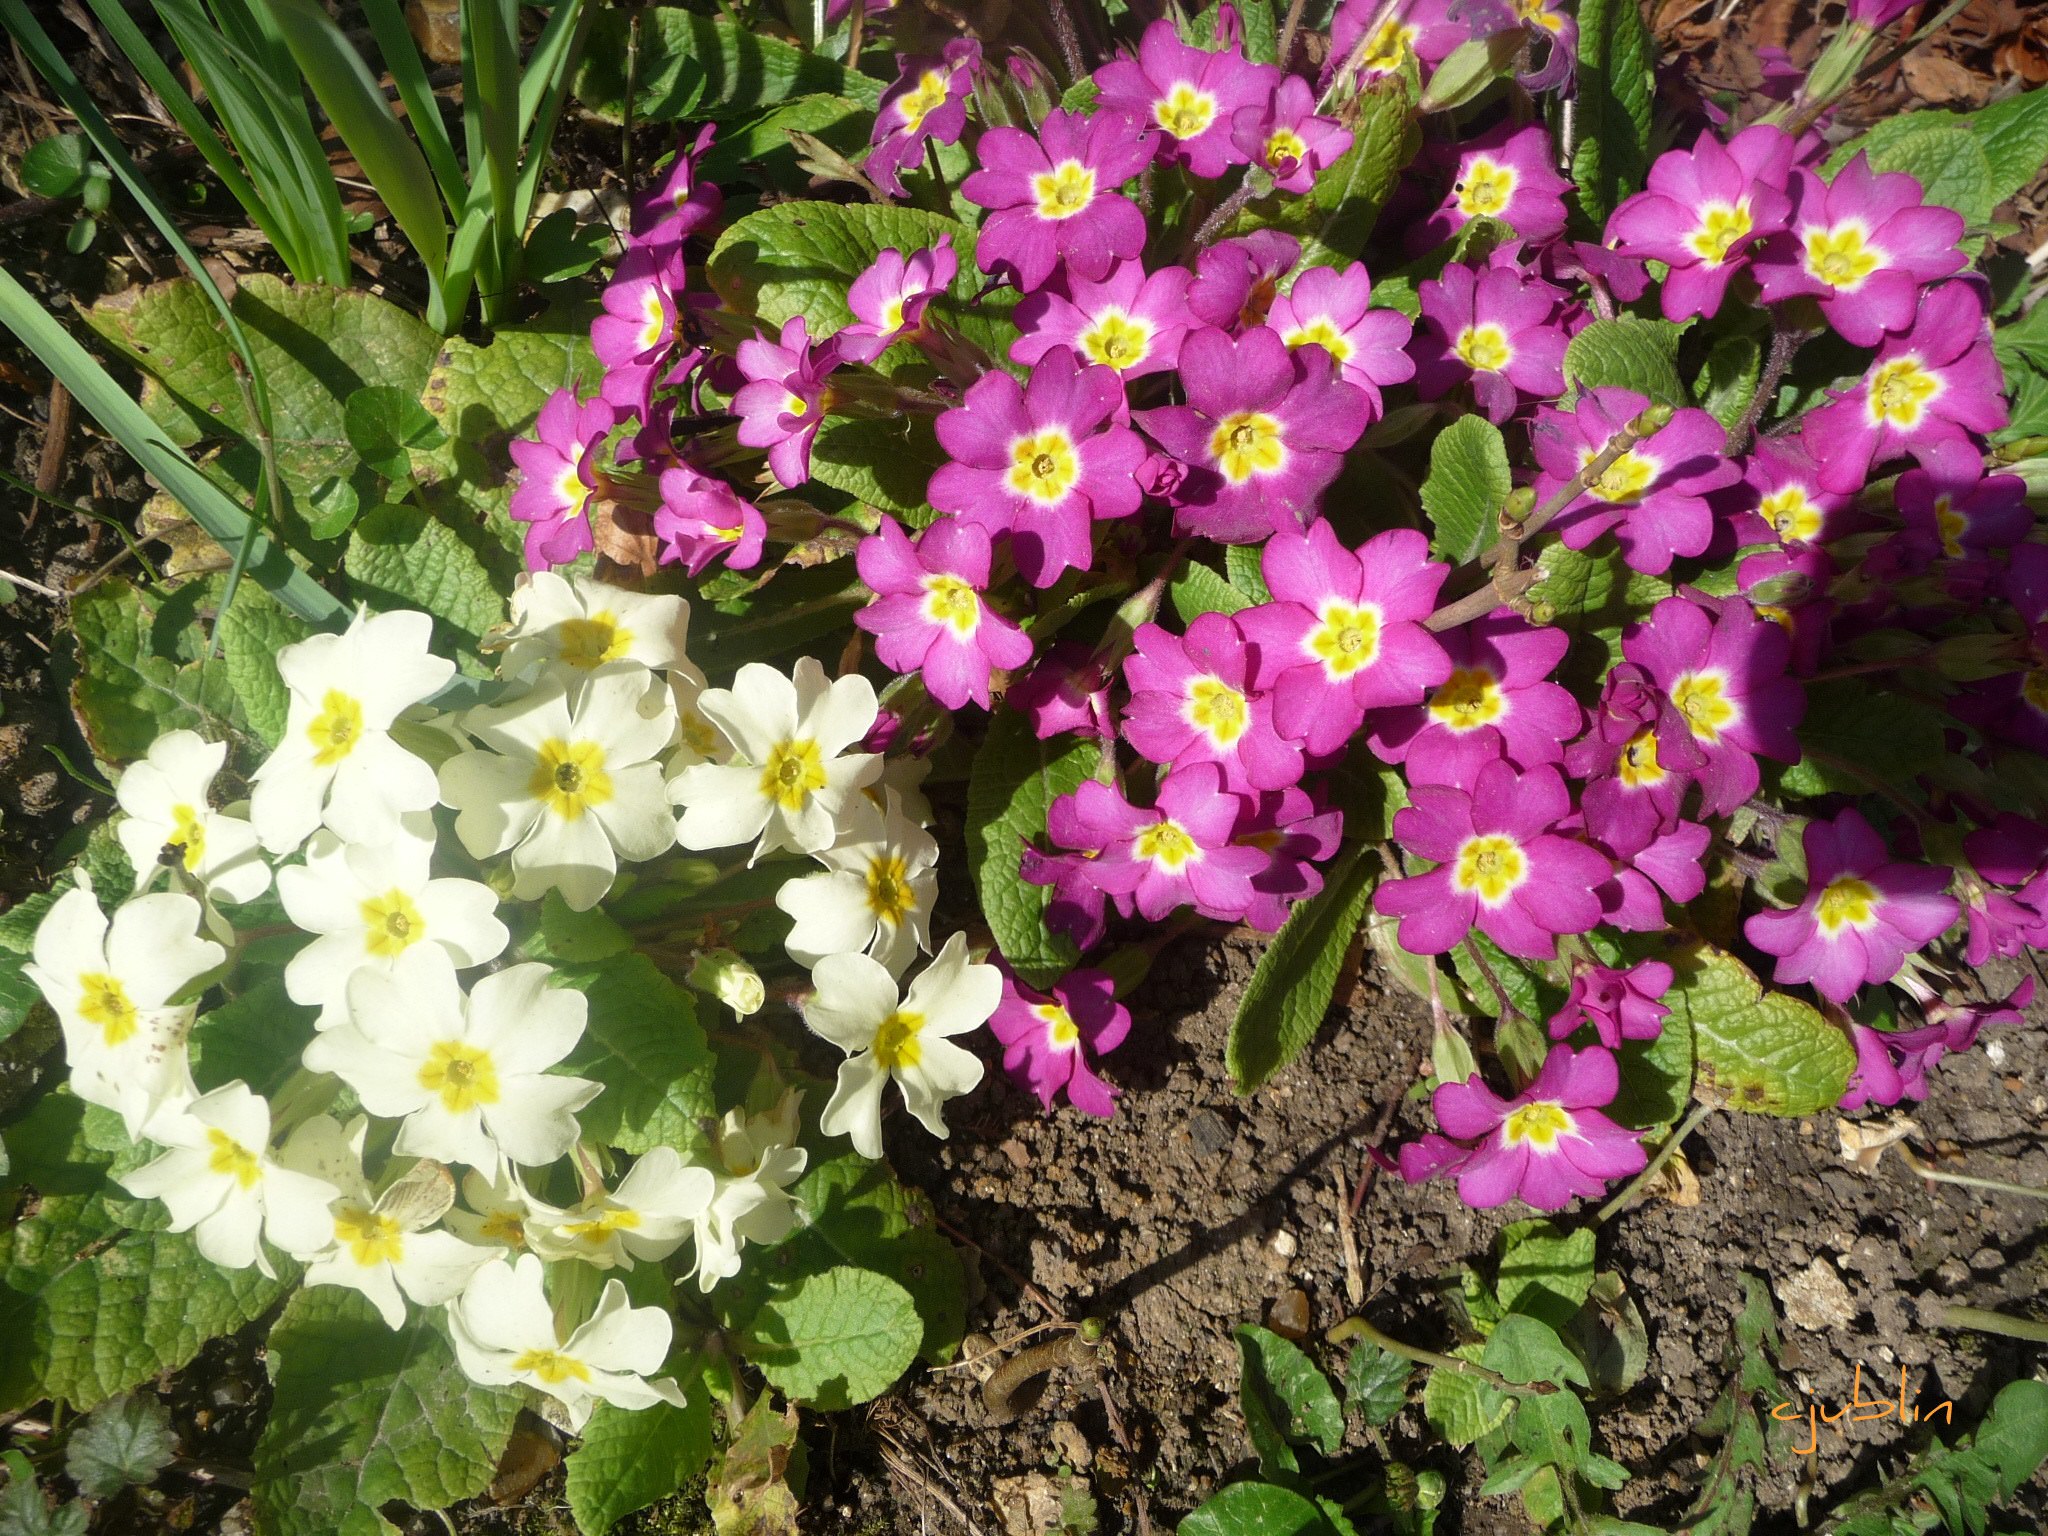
[554,954,716,1156]
[807,414,947,522]
[1694,332,1763,434]
[709,201,1019,383]
[1564,1271,1651,1397]
[1777,679,1945,798]
[1226,544,1272,603]
[1526,541,1675,678]
[252,1288,520,1536]
[1278,79,1418,268]
[1966,1379,2048,1502]
[1340,1345,1410,1433]
[1423,1350,1513,1447]
[534,890,633,963]
[575,8,881,123]
[964,713,1101,988]
[63,1392,175,1497]
[564,1393,716,1536]
[189,979,312,1098]
[1227,845,1376,1094]
[1571,0,1655,223]
[1496,1220,1597,1326]
[1511,1389,1596,1469]
[1170,560,1254,622]
[1180,1482,1344,1536]
[1420,414,1511,563]
[67,577,237,765]
[737,1265,922,1412]
[1564,317,1689,408]
[0,892,56,1048]
[1482,1313,1590,1390]
[1972,90,2048,208]
[1664,943,1854,1116]
[0,1180,290,1412]
[0,1449,87,1536]
[21,133,90,198]
[1608,988,1694,1131]
[343,503,510,672]
[217,582,314,749]
[698,94,875,195]
[707,1397,800,1536]
[1237,1325,1346,1472]
[343,385,446,481]
[414,299,598,557]
[1824,119,1995,226]
[83,274,441,550]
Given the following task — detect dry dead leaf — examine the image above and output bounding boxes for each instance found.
[1836,1113,1920,1173]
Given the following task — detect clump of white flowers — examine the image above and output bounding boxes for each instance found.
[27,572,1001,1431]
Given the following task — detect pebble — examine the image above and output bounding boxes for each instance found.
[1777,1257,1857,1331]
[1267,1287,1312,1341]
[1269,1230,1299,1261]
[1188,1108,1233,1159]
[1968,1246,2004,1274]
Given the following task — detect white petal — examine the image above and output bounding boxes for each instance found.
[509,807,619,911]
[480,1073,600,1168]
[416,879,509,967]
[804,952,899,1051]
[439,750,545,860]
[464,965,585,1071]
[894,1035,984,1138]
[105,893,223,1006]
[818,1054,888,1160]
[565,1279,673,1375]
[777,871,879,968]
[799,669,880,757]
[699,663,798,763]
[392,1230,494,1306]
[670,764,771,851]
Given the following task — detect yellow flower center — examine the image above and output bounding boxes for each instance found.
[1033,160,1096,220]
[530,738,614,821]
[1804,223,1880,290]
[1361,18,1417,73]
[1281,317,1354,365]
[1208,410,1287,484]
[206,1127,262,1189]
[1687,200,1753,265]
[865,853,915,925]
[872,1008,925,1072]
[1451,833,1528,905]
[898,69,949,133]
[165,804,208,873]
[2023,669,2048,715]
[512,1348,592,1386]
[1184,676,1249,745]
[1005,428,1080,505]
[1309,601,1382,678]
[920,573,983,638]
[418,1040,501,1112]
[554,465,592,523]
[1815,875,1881,933]
[1035,1002,1081,1049]
[562,1207,643,1243]
[1670,671,1738,744]
[1133,819,1199,870]
[335,1205,406,1267]
[1935,497,1968,559]
[1153,81,1218,140]
[1456,157,1517,219]
[783,393,810,420]
[1515,0,1566,31]
[308,689,365,767]
[1761,487,1824,543]
[880,295,908,333]
[759,738,827,813]
[637,289,667,352]
[360,888,426,959]
[1503,1100,1572,1148]
[1867,357,1940,428]
[1080,309,1153,371]
[1585,449,1659,505]
[78,971,139,1046]
[1617,729,1665,787]
[557,612,631,669]
[480,1210,528,1248]
[1428,667,1505,729]
[1454,324,1513,374]
[1263,127,1309,170]
[679,709,720,759]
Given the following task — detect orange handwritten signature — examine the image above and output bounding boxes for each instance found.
[1772,1364,1953,1456]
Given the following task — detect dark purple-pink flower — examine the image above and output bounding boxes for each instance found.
[1234,786,1343,932]
[1368,612,1582,768]
[855,517,1032,710]
[961,108,1156,292]
[591,243,688,414]
[837,240,958,364]
[1136,325,1370,543]
[630,125,722,252]
[1041,765,1268,923]
[989,967,1131,1117]
[1567,662,1709,857]
[1121,614,1304,790]
[1264,262,1415,411]
[1237,521,1451,756]
[654,464,766,576]
[1011,259,1195,381]
[867,41,981,198]
[1185,231,1300,331]
[732,316,839,488]
[1418,123,1573,248]
[508,388,614,570]
[928,345,1146,588]
[1744,808,1959,1003]
[1548,960,1673,1049]
[1398,1046,1647,1211]
[1093,20,1280,180]
[1412,260,1569,422]
[1231,75,1353,194]
[1738,434,1851,548]
[1604,125,1794,321]
[1008,640,1115,743]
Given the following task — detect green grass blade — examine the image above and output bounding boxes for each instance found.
[461,0,520,310]
[513,0,594,231]
[359,0,465,210]
[0,266,343,628]
[260,0,450,287]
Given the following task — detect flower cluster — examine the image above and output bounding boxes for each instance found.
[28,572,1006,1429]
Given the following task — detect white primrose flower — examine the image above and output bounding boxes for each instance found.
[873,755,935,829]
[277,819,508,1028]
[278,1115,494,1329]
[444,1167,542,1254]
[439,666,679,912]
[498,571,697,683]
[666,669,729,773]
[691,1096,808,1293]
[114,730,269,907]
[26,880,223,1140]
[119,1081,339,1277]
[304,949,601,1178]
[776,793,938,975]
[447,1252,688,1432]
[669,657,882,861]
[807,933,997,1160]
[526,1146,715,1270]
[249,608,456,853]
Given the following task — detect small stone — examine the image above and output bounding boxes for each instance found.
[1001,1138,1032,1170]
[1050,1419,1093,1470]
[1267,1287,1312,1340]
[1189,1109,1232,1159]
[1777,1258,1856,1331]
[1968,1247,2004,1274]
[1269,1230,1299,1261]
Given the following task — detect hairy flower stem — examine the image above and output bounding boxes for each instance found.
[1925,1303,2048,1343]
[1327,1315,1552,1395]
[1191,176,1258,250]
[1896,1143,2048,1201]
[1729,324,1806,456]
[981,1318,1106,1424]
[1425,406,1672,633]
[1593,1099,1713,1225]
[1275,0,1310,67]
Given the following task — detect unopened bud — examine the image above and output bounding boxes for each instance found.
[1416,1470,1447,1509]
[688,948,765,1018]
[1431,1021,1478,1085]
[1500,486,1537,525]
[1993,435,2048,463]
[1384,1462,1420,1511]
[1932,631,2026,682]
[1631,404,1674,435]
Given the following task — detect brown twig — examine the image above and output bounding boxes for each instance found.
[35,379,70,498]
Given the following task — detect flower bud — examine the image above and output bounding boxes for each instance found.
[688,948,765,1018]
